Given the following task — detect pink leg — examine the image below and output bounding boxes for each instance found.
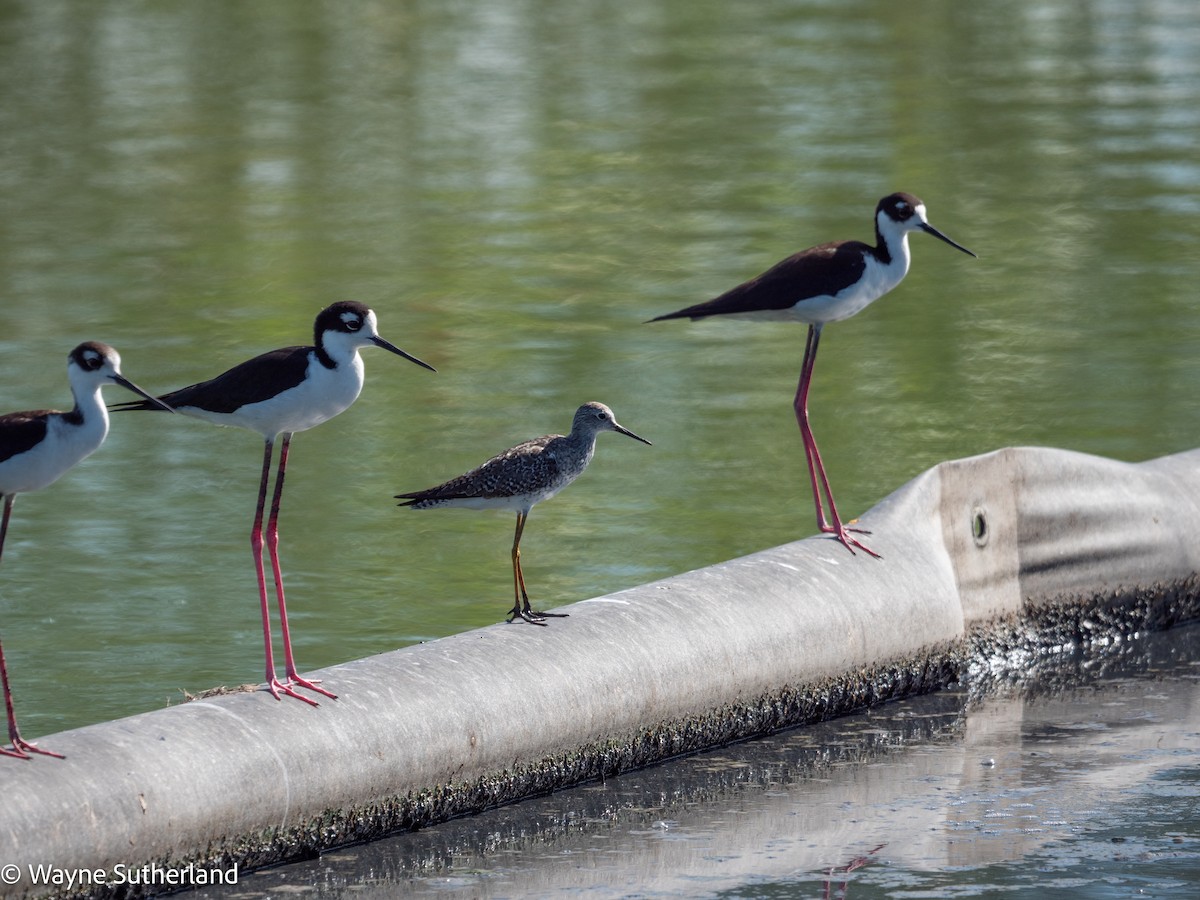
[268,435,336,700]
[252,439,318,705]
[1,641,31,759]
[1,497,65,759]
[794,325,881,559]
[796,326,831,529]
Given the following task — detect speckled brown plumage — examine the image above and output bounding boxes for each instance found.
[397,402,651,625]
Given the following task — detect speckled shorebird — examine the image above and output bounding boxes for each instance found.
[396,402,651,625]
[112,301,435,705]
[1,342,171,759]
[650,193,975,559]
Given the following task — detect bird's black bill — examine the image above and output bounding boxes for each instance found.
[646,309,687,324]
[372,336,437,372]
[113,375,174,412]
[921,223,977,258]
[616,424,652,446]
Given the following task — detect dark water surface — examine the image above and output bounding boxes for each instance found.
[0,0,1199,852]
[190,623,1200,898]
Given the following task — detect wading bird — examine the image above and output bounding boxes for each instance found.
[113,302,434,704]
[397,402,651,624]
[2,341,170,758]
[650,193,975,558]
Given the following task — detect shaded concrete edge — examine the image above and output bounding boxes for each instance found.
[118,648,970,890]
[47,577,1200,900]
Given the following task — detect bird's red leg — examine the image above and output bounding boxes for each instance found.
[1,497,65,759]
[796,326,831,529]
[1,639,64,759]
[268,434,335,700]
[794,325,881,559]
[252,439,316,705]
[2,640,31,759]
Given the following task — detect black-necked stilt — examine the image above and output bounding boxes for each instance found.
[650,192,976,558]
[396,402,651,625]
[112,301,435,705]
[1,341,170,759]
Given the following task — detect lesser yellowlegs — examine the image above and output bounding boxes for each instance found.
[396,402,651,625]
[650,193,975,558]
[2,342,171,759]
[111,301,435,705]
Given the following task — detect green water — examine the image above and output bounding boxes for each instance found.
[1,0,1198,740]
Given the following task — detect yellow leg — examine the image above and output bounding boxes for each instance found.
[504,511,567,625]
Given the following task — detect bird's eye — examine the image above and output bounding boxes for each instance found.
[341,314,362,332]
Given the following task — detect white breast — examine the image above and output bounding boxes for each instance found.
[0,411,109,495]
[183,352,366,438]
[795,251,913,325]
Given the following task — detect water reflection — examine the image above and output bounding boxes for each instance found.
[0,0,1198,736]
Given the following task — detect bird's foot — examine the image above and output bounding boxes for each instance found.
[507,600,570,624]
[506,603,549,626]
[3,735,65,760]
[284,670,337,701]
[265,677,321,706]
[821,522,882,559]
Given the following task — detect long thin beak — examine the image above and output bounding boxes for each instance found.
[372,335,437,373]
[920,222,977,258]
[115,375,175,412]
[615,423,652,446]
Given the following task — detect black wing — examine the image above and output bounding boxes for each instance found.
[649,240,870,321]
[0,410,52,465]
[110,346,313,414]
